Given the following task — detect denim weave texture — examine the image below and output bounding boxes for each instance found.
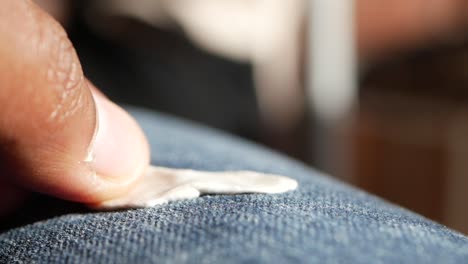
[1,108,467,263]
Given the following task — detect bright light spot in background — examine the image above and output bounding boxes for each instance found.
[309,0,357,122]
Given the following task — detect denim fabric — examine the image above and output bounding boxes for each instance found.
[1,108,468,264]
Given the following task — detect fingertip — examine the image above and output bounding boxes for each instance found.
[88,86,150,197]
[38,86,151,203]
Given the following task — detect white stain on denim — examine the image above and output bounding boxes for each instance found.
[94,166,298,209]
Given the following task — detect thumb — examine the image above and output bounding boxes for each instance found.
[0,0,149,203]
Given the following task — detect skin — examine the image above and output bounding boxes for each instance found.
[0,0,466,216]
[0,0,149,215]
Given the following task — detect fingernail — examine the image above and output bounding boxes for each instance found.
[90,90,150,182]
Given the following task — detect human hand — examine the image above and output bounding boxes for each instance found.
[0,0,150,215]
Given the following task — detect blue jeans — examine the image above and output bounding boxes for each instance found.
[1,108,467,263]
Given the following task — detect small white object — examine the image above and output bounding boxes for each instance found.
[94,166,298,209]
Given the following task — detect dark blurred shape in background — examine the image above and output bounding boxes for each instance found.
[37,0,468,234]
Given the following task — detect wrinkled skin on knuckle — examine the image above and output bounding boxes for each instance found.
[0,0,97,188]
[28,18,96,168]
[0,0,89,126]
[29,2,87,123]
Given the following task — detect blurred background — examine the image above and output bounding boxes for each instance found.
[36,0,468,234]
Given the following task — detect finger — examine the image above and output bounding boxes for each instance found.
[0,0,149,203]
